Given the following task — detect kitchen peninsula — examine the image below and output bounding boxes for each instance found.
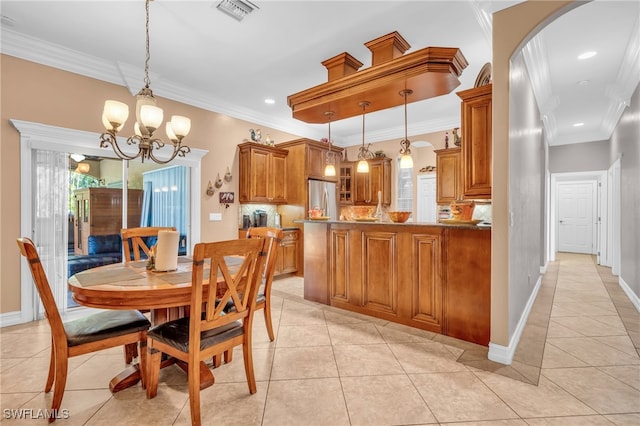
[301,220,491,346]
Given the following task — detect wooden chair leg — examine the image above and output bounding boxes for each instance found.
[242,340,257,394]
[124,342,138,364]
[146,347,161,399]
[49,347,68,423]
[138,339,147,389]
[263,301,275,341]
[212,354,222,368]
[188,356,202,426]
[224,349,233,363]
[45,340,55,393]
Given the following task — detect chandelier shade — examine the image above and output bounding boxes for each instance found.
[323,111,337,177]
[356,101,373,174]
[99,0,191,164]
[399,89,414,169]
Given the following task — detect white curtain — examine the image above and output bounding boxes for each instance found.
[33,149,69,312]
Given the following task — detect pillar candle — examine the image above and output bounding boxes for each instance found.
[154,230,179,271]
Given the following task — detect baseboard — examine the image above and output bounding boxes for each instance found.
[619,276,640,312]
[540,263,548,274]
[488,273,543,365]
[0,311,25,328]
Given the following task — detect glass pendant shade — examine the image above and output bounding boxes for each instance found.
[400,153,414,169]
[140,104,163,131]
[103,100,129,129]
[170,115,191,139]
[357,159,369,173]
[165,122,177,141]
[324,163,336,176]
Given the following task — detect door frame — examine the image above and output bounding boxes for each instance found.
[549,170,607,262]
[12,119,207,323]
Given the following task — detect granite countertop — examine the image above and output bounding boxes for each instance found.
[295,219,491,230]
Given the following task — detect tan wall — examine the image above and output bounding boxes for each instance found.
[492,0,575,346]
[1,55,299,313]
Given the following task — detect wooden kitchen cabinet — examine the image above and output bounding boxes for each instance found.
[275,229,299,275]
[238,142,288,204]
[434,147,462,204]
[457,84,492,199]
[339,163,354,205]
[352,157,391,206]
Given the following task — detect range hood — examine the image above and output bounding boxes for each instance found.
[287,31,468,124]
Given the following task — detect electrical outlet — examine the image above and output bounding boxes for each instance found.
[209,213,222,221]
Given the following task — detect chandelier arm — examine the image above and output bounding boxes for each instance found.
[147,143,191,164]
[100,132,144,161]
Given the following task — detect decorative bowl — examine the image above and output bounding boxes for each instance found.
[450,201,475,221]
[351,206,374,219]
[387,211,411,223]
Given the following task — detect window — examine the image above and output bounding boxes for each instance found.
[397,159,413,214]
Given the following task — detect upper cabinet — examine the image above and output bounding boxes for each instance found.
[434,147,462,204]
[352,157,391,206]
[276,139,343,205]
[457,84,492,199]
[339,163,354,205]
[238,142,288,204]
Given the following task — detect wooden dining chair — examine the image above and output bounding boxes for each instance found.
[16,237,150,423]
[121,226,177,262]
[246,226,284,341]
[146,238,267,426]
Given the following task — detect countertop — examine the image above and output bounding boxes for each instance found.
[295,219,491,230]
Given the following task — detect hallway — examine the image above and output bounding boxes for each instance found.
[1,254,638,425]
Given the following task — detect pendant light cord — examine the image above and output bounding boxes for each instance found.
[144,0,151,88]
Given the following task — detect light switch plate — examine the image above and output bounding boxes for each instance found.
[209,212,222,221]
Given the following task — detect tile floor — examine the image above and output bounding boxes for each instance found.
[1,253,639,425]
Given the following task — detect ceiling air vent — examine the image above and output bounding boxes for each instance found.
[216,0,259,21]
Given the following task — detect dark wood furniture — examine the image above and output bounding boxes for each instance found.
[146,238,267,426]
[73,188,143,255]
[238,142,288,204]
[434,147,462,204]
[457,84,492,199]
[302,221,491,346]
[18,238,150,421]
[246,227,284,341]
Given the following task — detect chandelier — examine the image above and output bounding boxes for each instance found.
[399,89,414,169]
[323,111,336,177]
[356,101,373,173]
[100,0,191,164]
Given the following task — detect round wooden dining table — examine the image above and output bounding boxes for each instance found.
[68,257,238,393]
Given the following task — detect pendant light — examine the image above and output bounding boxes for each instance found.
[399,89,414,169]
[357,101,373,173]
[323,111,336,177]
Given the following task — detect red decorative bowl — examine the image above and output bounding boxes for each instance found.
[387,211,411,223]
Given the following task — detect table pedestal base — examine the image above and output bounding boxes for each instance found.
[109,359,214,393]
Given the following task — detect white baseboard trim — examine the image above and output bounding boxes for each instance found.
[0,311,25,328]
[540,263,548,274]
[619,276,640,312]
[488,273,543,365]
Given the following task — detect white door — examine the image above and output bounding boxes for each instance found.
[417,175,437,222]
[558,182,595,254]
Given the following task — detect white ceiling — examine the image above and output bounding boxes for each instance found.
[1,1,638,148]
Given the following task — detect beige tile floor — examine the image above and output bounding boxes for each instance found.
[1,253,639,425]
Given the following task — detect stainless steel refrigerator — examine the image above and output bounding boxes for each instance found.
[308,179,338,220]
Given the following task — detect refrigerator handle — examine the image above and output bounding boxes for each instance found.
[322,186,329,215]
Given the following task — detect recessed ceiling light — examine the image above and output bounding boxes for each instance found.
[216,0,259,22]
[578,80,590,86]
[573,122,585,127]
[578,51,597,60]
[264,98,275,105]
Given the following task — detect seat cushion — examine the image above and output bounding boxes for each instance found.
[64,310,150,347]
[148,316,243,352]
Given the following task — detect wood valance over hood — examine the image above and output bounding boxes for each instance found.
[287,31,468,124]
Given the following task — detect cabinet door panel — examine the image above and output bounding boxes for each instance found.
[270,153,287,203]
[411,234,442,326]
[435,148,461,204]
[330,228,350,302]
[251,149,270,201]
[361,231,397,314]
